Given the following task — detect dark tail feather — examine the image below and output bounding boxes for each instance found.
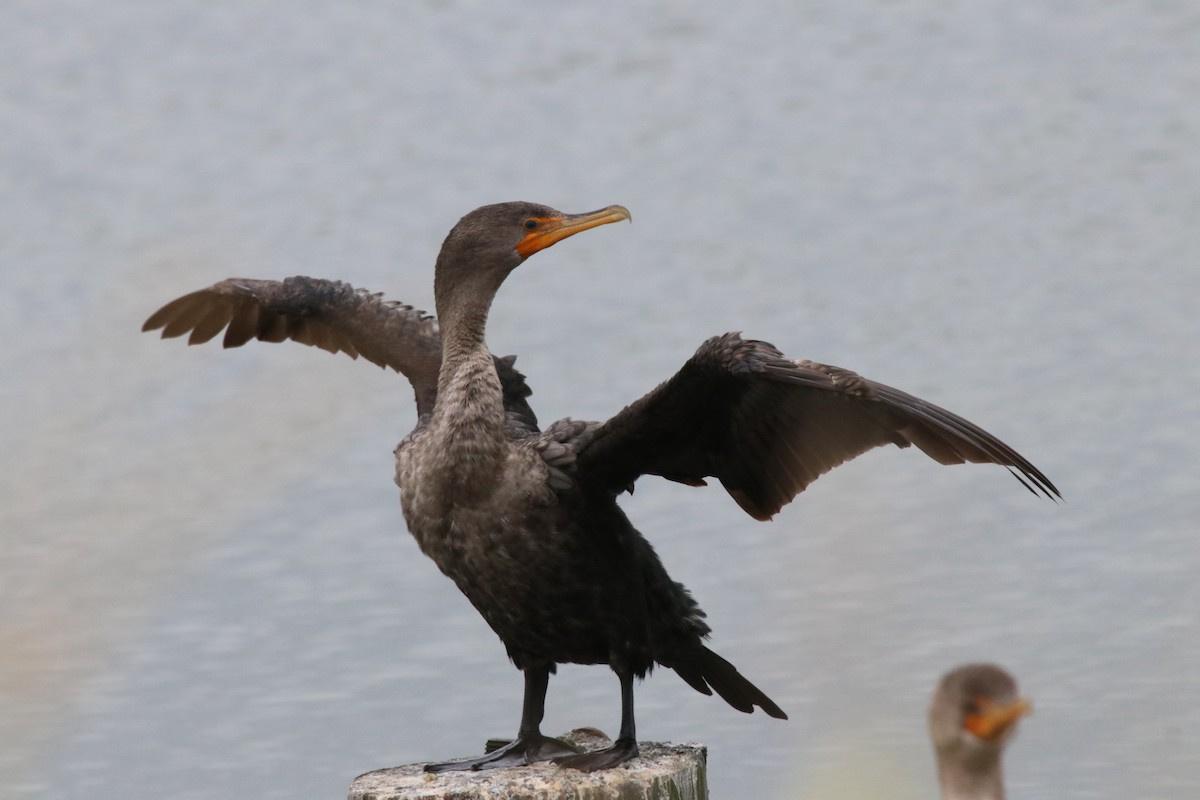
[668,645,787,720]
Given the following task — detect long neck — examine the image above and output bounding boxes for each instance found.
[436,291,493,374]
[433,248,506,367]
[434,294,505,434]
[428,274,508,491]
[937,751,1005,800]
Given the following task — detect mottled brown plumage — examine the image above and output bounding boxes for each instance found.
[143,201,1057,772]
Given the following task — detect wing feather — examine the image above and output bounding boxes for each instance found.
[143,276,537,427]
[578,333,1058,520]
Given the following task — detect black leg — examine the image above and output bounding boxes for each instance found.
[424,663,580,773]
[553,668,640,772]
[517,662,551,739]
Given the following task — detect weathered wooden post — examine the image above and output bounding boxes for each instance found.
[348,730,708,800]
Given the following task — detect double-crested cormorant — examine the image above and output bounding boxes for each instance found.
[143,202,1057,772]
[930,664,1031,800]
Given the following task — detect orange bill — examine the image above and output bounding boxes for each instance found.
[515,205,631,258]
[964,695,1033,740]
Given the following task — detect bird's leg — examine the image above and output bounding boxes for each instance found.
[424,663,579,773]
[553,667,640,772]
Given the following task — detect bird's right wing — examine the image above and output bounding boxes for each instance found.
[576,333,1057,521]
[142,276,537,426]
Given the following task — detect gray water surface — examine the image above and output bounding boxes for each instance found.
[3,3,1198,799]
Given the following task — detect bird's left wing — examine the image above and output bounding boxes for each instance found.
[142,276,537,427]
[576,333,1058,521]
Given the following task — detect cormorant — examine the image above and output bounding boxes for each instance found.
[143,202,1057,772]
[930,663,1031,799]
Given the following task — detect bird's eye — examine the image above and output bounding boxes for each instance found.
[523,219,538,231]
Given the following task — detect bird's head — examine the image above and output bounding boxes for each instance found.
[929,663,1031,769]
[434,201,630,314]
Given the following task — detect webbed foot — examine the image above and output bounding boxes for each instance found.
[423,734,580,773]
[552,737,639,772]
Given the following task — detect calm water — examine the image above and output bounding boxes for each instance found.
[3,3,1197,798]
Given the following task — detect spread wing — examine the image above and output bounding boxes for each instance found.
[142,276,536,427]
[577,333,1058,520]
